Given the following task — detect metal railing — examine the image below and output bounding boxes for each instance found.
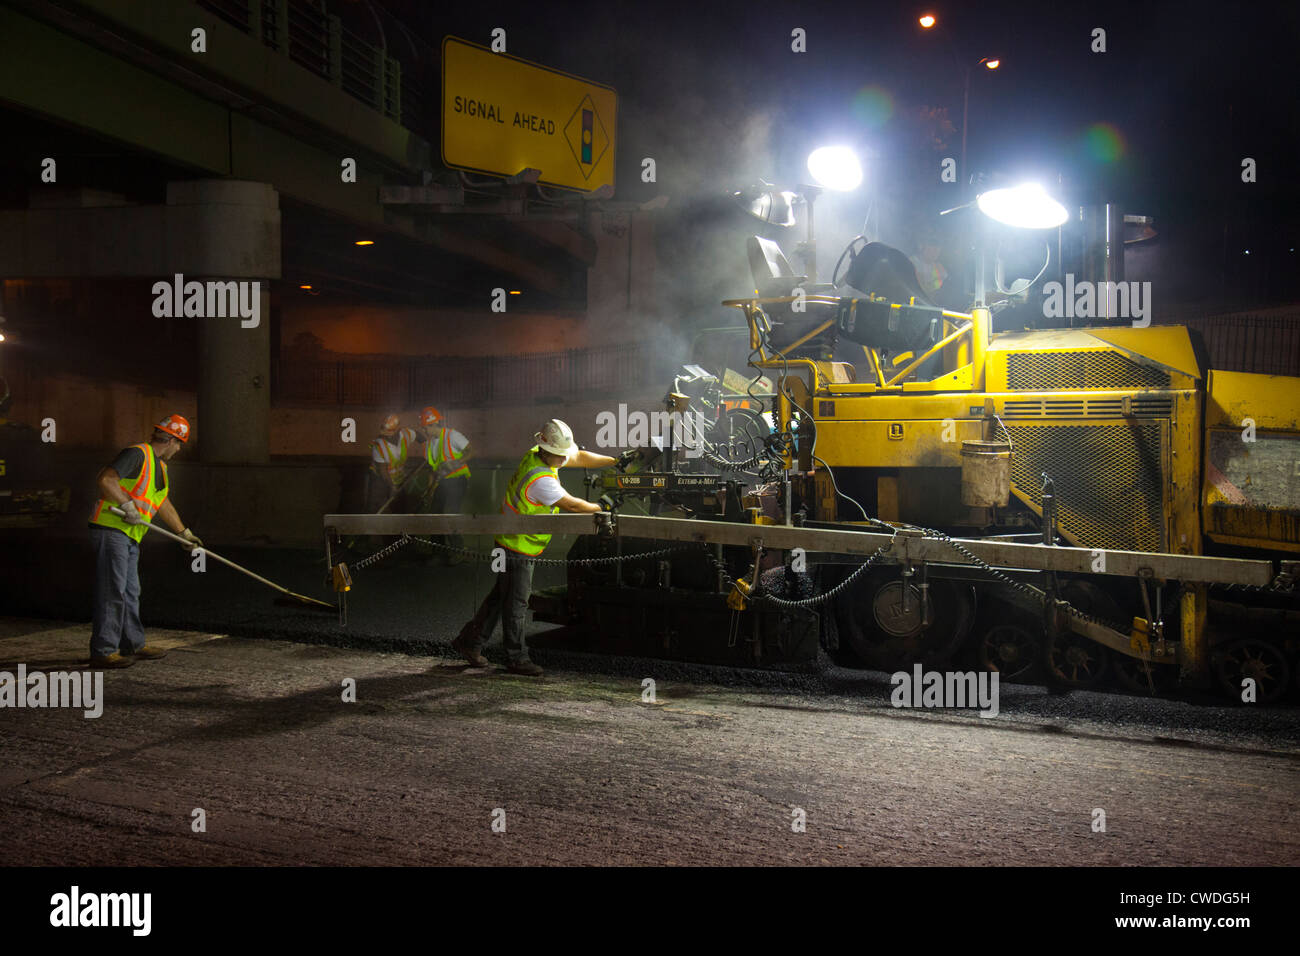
[196,0,416,128]
[275,343,675,408]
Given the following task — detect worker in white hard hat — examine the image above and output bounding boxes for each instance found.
[366,413,420,513]
[450,419,618,677]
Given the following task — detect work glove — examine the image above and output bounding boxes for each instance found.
[117,500,145,525]
[180,528,204,552]
[616,449,641,469]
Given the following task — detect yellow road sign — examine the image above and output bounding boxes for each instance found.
[441,36,617,193]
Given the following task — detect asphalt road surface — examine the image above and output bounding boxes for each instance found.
[1,616,1297,866]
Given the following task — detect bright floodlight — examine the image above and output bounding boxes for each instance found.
[806,146,863,191]
[919,14,936,28]
[976,183,1068,229]
[984,58,1000,69]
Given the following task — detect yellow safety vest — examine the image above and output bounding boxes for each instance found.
[89,443,169,543]
[426,427,470,480]
[496,447,559,556]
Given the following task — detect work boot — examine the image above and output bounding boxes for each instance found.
[507,659,544,677]
[89,653,135,669]
[451,632,489,667]
[123,645,168,660]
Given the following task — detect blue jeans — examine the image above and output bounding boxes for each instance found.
[460,558,535,664]
[91,526,145,657]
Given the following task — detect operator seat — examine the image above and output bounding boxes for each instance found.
[745,236,840,359]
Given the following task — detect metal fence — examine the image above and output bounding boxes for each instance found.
[276,343,673,408]
[1174,313,1300,378]
[197,0,420,129]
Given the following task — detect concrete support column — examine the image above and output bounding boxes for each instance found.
[199,286,271,463]
[165,180,280,464]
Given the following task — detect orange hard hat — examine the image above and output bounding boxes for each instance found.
[420,406,442,427]
[156,413,191,443]
[380,414,400,436]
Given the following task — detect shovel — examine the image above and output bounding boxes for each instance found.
[110,506,334,610]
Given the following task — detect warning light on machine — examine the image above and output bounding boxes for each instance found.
[807,146,863,192]
[975,182,1068,229]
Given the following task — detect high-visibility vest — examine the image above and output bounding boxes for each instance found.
[426,427,470,480]
[89,443,169,543]
[495,447,559,556]
[371,431,409,483]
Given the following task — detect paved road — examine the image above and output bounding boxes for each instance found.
[1,619,1296,865]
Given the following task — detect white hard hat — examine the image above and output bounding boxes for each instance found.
[536,419,575,458]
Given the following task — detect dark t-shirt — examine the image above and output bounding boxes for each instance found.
[108,446,166,492]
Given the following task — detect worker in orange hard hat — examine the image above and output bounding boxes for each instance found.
[87,414,201,668]
[412,405,473,562]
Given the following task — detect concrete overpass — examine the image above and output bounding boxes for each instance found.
[0,0,665,545]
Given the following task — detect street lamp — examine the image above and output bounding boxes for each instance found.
[918,14,1001,199]
[960,57,1002,201]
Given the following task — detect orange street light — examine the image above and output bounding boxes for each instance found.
[355,240,375,246]
[984,58,1000,69]
[919,14,936,28]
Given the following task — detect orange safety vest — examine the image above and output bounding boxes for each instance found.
[89,443,169,543]
[426,427,470,480]
[371,431,410,483]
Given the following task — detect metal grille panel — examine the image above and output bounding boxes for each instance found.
[1003,397,1174,418]
[1006,351,1171,389]
[1006,422,1166,552]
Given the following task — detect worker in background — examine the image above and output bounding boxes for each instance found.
[367,413,421,513]
[451,419,619,677]
[87,414,201,668]
[415,406,472,561]
[909,229,949,298]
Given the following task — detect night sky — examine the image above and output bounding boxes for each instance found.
[386,0,1298,309]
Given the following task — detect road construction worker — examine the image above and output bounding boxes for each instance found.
[909,230,949,298]
[366,413,420,513]
[415,406,472,559]
[451,419,616,677]
[87,414,201,668]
